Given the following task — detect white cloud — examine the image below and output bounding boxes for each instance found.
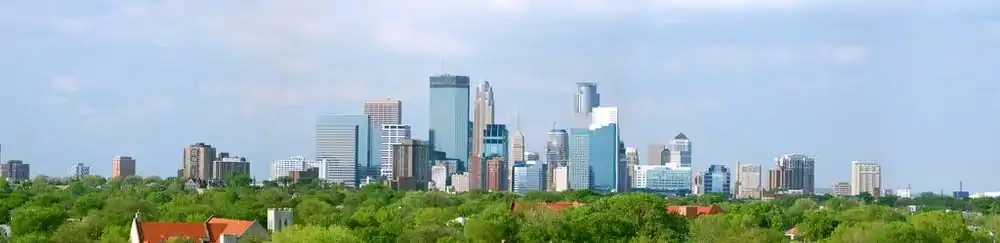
[661,44,870,73]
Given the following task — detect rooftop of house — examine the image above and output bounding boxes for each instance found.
[132,214,258,243]
[666,205,724,218]
[509,200,586,211]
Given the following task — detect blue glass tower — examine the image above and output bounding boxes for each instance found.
[429,75,471,171]
[588,123,622,193]
[567,128,591,190]
[703,165,731,195]
[482,124,509,159]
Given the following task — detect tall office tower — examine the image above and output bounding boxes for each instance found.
[512,161,545,194]
[270,156,326,181]
[646,144,668,165]
[668,133,691,168]
[181,143,218,180]
[365,99,403,180]
[702,165,731,196]
[479,124,509,190]
[431,165,449,191]
[768,153,816,193]
[567,128,591,190]
[112,156,136,178]
[379,124,412,179]
[589,106,624,193]
[573,82,600,126]
[485,155,507,191]
[734,162,762,199]
[430,74,471,170]
[0,160,30,181]
[851,161,882,196]
[69,163,90,178]
[524,151,540,161]
[471,81,495,165]
[468,155,482,190]
[545,129,569,191]
[625,147,638,188]
[316,114,372,187]
[391,139,431,190]
[213,152,251,182]
[508,128,525,188]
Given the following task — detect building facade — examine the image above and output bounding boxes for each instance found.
[850,161,882,196]
[588,106,625,193]
[734,162,762,199]
[365,99,402,181]
[512,161,545,194]
[573,82,600,126]
[0,160,29,181]
[471,81,495,170]
[270,156,326,181]
[646,144,668,166]
[451,173,469,193]
[833,182,852,196]
[508,129,525,187]
[214,152,251,182]
[379,124,412,179]
[431,165,449,191]
[702,165,731,196]
[390,139,430,190]
[668,133,691,168]
[181,143,217,180]
[552,166,569,191]
[316,114,372,187]
[69,163,90,178]
[429,75,471,170]
[768,153,816,193]
[567,128,591,190]
[112,156,136,178]
[633,165,692,193]
[545,129,569,191]
[485,156,507,191]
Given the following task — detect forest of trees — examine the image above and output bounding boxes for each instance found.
[2,175,1000,242]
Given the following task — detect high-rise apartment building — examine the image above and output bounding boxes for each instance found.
[379,124,412,179]
[552,166,569,191]
[573,82,600,126]
[471,81,495,167]
[391,139,430,190]
[646,144,668,166]
[181,143,217,180]
[567,128,591,190]
[365,99,402,180]
[545,129,569,191]
[668,133,691,168]
[767,153,816,193]
[431,165,449,191]
[213,152,251,182]
[429,75,471,170]
[625,147,639,188]
[589,106,625,193]
[451,173,469,193]
[270,156,326,181]
[112,156,136,178]
[69,163,90,178]
[702,165,731,196]
[316,114,372,187]
[851,161,882,196]
[0,160,30,181]
[734,162,762,199]
[485,155,507,191]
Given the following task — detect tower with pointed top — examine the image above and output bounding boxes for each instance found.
[668,133,691,168]
[508,110,526,189]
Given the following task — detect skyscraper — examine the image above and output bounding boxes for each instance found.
[181,143,217,180]
[768,154,816,193]
[567,128,591,190]
[479,124,509,189]
[646,144,668,166]
[589,106,625,193]
[573,82,600,126]
[702,165,731,196]
[508,119,525,187]
[379,124,412,179]
[316,114,372,187]
[365,99,402,181]
[512,161,545,194]
[851,161,882,196]
[472,81,495,164]
[734,162,762,199]
[429,75,471,171]
[625,147,638,188]
[112,156,136,178]
[668,133,691,168]
[391,139,431,190]
[546,129,569,191]
[485,155,507,191]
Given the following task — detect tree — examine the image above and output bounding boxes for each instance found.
[10,206,67,236]
[271,225,363,243]
[909,211,972,243]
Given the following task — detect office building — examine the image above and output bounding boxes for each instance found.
[477,124,508,189]
[567,128,591,190]
[112,156,136,178]
[646,144,668,165]
[524,151,540,162]
[833,182,852,196]
[734,162,762,199]
[451,173,469,193]
[545,129,569,191]
[270,156,327,181]
[573,82,600,126]
[390,139,430,190]
[767,153,816,193]
[316,114,372,187]
[213,152,251,182]
[485,155,507,191]
[181,143,218,180]
[508,126,525,186]
[668,133,691,168]
[851,161,882,196]
[691,174,704,195]
[625,147,639,188]
[0,160,29,181]
[633,165,692,193]
[69,163,90,178]
[552,166,569,191]
[588,106,625,193]
[431,165,449,191]
[512,161,545,194]
[365,99,402,180]
[379,124,412,179]
[702,165,731,196]
[429,74,471,169]
[471,81,495,166]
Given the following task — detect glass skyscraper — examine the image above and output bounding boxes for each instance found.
[512,161,545,194]
[316,114,371,187]
[588,106,624,193]
[669,133,691,168]
[567,128,591,190]
[429,74,471,171]
[703,165,731,195]
[482,124,509,159]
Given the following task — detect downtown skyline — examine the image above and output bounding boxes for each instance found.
[2,1,1000,192]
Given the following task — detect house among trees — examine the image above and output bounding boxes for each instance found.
[129,212,268,243]
[509,201,586,211]
[666,205,724,219]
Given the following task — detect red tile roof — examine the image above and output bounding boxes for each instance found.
[207,217,255,236]
[135,216,258,243]
[666,205,723,218]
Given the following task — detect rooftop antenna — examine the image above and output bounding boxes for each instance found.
[439,60,446,75]
[552,122,557,130]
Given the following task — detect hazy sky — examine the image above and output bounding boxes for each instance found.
[2,0,999,192]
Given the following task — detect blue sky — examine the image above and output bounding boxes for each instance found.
[2,0,999,192]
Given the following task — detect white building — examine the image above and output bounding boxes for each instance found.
[69,163,90,178]
[270,156,326,181]
[451,173,469,193]
[734,162,762,198]
[431,165,449,191]
[633,165,692,192]
[850,161,882,196]
[380,124,411,179]
[266,208,293,232]
[552,166,569,191]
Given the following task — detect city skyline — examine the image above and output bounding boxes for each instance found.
[3,1,999,192]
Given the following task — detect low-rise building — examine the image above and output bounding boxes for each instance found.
[130,213,268,243]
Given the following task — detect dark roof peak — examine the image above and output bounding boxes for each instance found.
[674,133,688,140]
